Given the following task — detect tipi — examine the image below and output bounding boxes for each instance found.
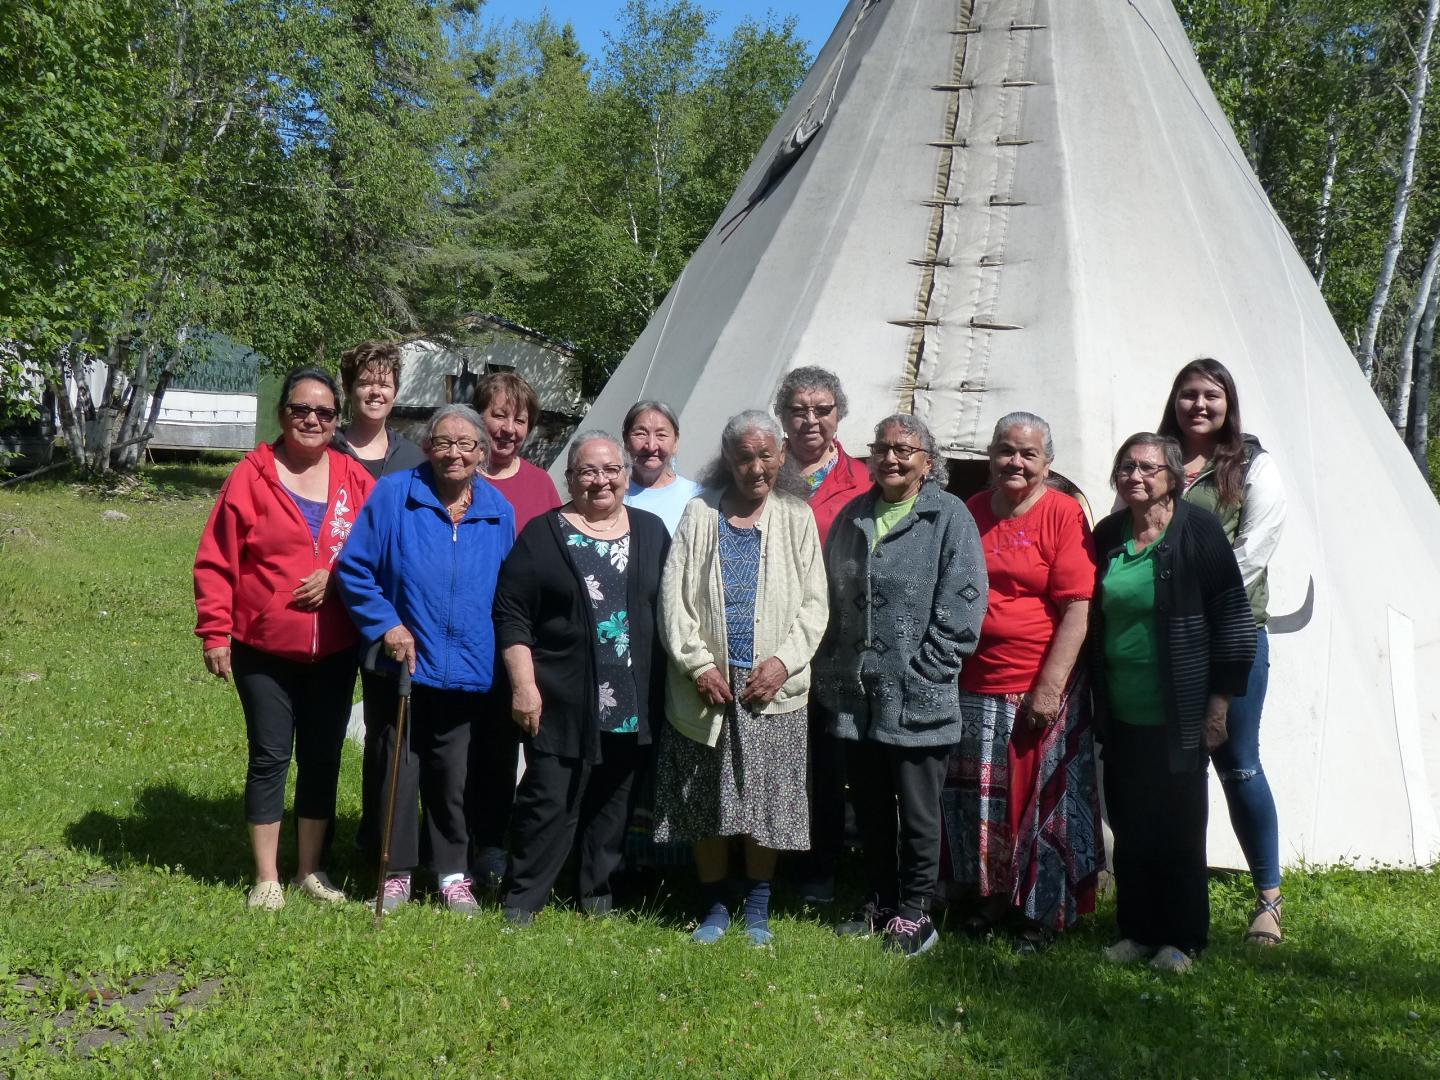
[564,0,1440,868]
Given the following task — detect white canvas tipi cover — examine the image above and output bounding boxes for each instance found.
[567,0,1440,868]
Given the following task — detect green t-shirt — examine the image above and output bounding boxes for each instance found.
[872,495,918,551]
[1100,525,1168,726]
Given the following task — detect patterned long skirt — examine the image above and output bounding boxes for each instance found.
[653,669,810,852]
[939,673,1103,930]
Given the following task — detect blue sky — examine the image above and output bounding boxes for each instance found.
[478,1,843,61]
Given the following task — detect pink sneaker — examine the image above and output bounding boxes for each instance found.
[441,877,479,916]
[381,874,411,914]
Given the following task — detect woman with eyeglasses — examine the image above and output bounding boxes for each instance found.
[194,367,375,911]
[771,367,872,904]
[336,405,516,915]
[940,412,1102,952]
[492,432,670,923]
[1090,433,1255,973]
[816,414,987,957]
[654,411,829,945]
[1157,358,1287,947]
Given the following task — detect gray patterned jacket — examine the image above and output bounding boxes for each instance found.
[815,482,988,747]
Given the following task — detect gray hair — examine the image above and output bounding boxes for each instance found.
[621,399,681,438]
[989,411,1055,463]
[697,410,807,495]
[1109,432,1184,494]
[872,414,948,484]
[423,404,489,454]
[566,429,631,474]
[772,365,850,421]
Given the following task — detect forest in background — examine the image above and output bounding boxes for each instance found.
[2,0,1438,482]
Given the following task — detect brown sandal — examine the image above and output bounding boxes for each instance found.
[1244,893,1284,946]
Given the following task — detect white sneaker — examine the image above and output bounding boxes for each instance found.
[294,871,347,904]
[1148,945,1194,974]
[1102,938,1153,964]
[246,880,285,911]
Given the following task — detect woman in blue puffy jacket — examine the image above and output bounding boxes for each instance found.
[337,404,516,914]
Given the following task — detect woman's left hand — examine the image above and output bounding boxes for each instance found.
[1019,682,1063,731]
[293,569,330,611]
[1203,695,1230,751]
[740,657,789,708]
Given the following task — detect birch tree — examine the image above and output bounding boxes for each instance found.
[1356,0,1440,381]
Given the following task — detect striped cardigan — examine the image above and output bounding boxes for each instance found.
[1089,499,1256,773]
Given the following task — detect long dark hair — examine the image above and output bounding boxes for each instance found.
[1157,357,1245,507]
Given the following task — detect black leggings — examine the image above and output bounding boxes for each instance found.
[232,641,355,825]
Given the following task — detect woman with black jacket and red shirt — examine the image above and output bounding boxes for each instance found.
[1089,432,1254,973]
[194,368,374,911]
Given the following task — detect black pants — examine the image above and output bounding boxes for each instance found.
[1103,723,1210,953]
[798,705,848,881]
[356,666,394,858]
[503,735,641,913]
[846,739,950,919]
[367,683,478,878]
[232,641,355,825]
[468,681,520,864]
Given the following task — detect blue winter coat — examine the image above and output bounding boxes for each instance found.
[336,464,515,692]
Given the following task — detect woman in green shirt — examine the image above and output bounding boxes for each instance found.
[1090,433,1255,974]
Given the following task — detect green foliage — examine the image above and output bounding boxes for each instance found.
[425,1,810,391]
[1175,1,1440,397]
[1,470,1439,1076]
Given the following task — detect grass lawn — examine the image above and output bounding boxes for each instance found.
[0,462,1436,1078]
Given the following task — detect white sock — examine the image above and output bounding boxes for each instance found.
[439,872,465,888]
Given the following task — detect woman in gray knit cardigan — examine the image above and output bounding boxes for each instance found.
[816,414,988,956]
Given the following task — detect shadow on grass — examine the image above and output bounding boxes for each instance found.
[63,783,364,889]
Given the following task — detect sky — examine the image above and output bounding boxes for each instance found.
[477,1,843,61]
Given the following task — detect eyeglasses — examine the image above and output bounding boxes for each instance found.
[284,403,338,424]
[868,442,925,461]
[1117,460,1164,477]
[787,404,836,420]
[570,464,625,483]
[429,437,479,453]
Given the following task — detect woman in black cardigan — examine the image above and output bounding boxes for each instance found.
[1090,432,1255,973]
[493,431,670,923]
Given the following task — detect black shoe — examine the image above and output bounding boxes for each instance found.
[798,876,836,905]
[882,913,939,957]
[580,893,614,917]
[502,906,535,927]
[835,901,893,938]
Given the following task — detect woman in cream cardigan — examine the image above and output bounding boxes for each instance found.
[654,410,830,945]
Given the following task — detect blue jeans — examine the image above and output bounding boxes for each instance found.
[1210,628,1280,891]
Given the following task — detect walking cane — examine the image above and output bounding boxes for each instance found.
[366,639,412,928]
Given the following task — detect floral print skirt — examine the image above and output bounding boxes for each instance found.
[653,668,810,851]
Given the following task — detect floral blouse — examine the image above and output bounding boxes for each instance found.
[561,517,639,734]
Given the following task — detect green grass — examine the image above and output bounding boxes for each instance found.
[1,464,1437,1078]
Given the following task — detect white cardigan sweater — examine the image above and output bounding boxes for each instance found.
[660,489,830,747]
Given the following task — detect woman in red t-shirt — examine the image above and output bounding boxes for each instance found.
[469,371,563,887]
[940,412,1102,948]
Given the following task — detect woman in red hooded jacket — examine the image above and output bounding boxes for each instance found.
[194,368,374,911]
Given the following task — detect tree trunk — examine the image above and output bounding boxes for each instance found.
[1356,0,1440,381]
[118,368,172,471]
[1391,220,1440,431]
[1410,271,1439,479]
[90,352,125,474]
[46,373,86,465]
[1312,122,1338,286]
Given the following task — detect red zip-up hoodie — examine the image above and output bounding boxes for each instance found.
[194,442,375,662]
[807,441,873,548]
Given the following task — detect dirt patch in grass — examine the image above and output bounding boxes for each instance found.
[0,964,222,1069]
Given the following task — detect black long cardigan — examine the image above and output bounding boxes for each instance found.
[493,506,670,764]
[1089,499,1257,773]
